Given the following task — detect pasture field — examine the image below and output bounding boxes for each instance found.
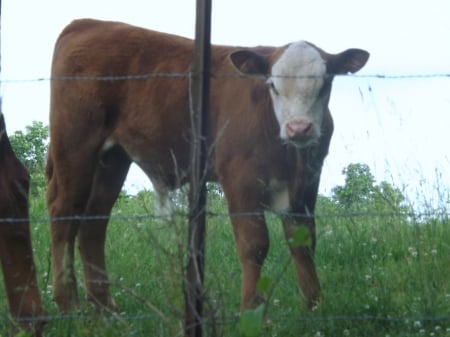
[1,188,449,337]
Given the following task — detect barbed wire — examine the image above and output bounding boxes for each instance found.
[4,312,450,327]
[5,309,450,325]
[1,72,450,84]
[0,208,449,225]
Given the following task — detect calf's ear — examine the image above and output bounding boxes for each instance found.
[229,50,269,75]
[328,48,370,75]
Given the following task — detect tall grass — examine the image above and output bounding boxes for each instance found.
[1,188,449,336]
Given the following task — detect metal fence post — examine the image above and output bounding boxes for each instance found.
[185,0,212,336]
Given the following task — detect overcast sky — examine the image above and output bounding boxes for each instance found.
[1,0,450,209]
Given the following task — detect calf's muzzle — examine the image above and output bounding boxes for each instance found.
[285,120,314,144]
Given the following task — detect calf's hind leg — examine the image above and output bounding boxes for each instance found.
[78,145,130,311]
[47,150,98,312]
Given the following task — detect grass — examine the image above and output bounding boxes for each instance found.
[1,189,449,336]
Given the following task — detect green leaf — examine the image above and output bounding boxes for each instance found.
[256,276,271,294]
[290,226,312,247]
[14,329,32,337]
[239,304,265,337]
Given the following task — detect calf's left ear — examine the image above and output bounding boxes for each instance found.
[327,49,370,75]
[229,50,270,75]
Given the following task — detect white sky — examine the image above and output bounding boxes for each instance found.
[1,0,450,209]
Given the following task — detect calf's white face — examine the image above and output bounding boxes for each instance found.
[268,42,328,147]
[229,41,369,148]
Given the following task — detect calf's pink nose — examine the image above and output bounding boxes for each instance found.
[285,120,313,139]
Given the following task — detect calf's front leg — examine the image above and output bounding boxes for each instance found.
[230,214,270,311]
[282,216,320,308]
[220,159,271,310]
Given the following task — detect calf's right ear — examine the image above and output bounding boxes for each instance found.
[229,50,269,75]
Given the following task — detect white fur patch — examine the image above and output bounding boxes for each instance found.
[151,179,174,219]
[269,179,290,212]
[269,42,327,145]
[154,193,174,219]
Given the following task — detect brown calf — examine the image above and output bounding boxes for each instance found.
[47,19,369,313]
[0,112,45,336]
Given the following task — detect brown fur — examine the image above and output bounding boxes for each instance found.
[0,113,46,336]
[47,19,369,312]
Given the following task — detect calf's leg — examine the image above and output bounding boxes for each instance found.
[46,150,98,312]
[0,223,46,336]
[78,146,130,311]
[49,219,79,312]
[221,171,270,310]
[282,216,320,308]
[231,215,270,310]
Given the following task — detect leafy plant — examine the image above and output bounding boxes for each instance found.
[239,304,265,337]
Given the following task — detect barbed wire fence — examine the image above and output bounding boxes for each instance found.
[1,66,450,335]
